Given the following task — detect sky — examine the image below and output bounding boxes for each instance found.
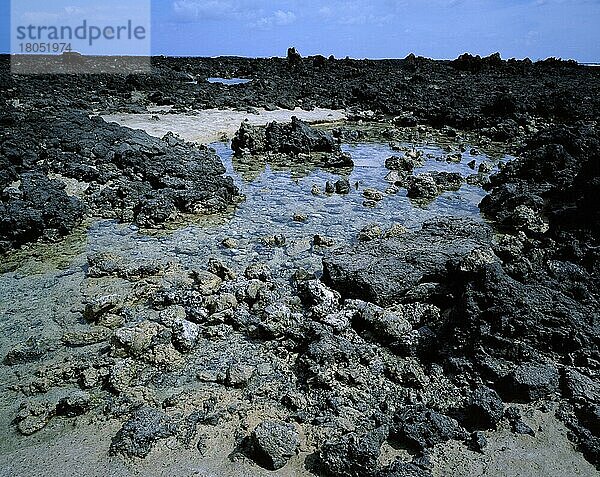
[1,0,599,61]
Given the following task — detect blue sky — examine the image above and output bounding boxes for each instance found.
[2,0,599,61]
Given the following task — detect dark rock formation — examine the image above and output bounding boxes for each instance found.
[231,116,353,167]
[322,217,493,306]
[248,420,300,470]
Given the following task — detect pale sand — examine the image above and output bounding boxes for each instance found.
[100,107,346,144]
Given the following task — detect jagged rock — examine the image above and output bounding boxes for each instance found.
[249,421,300,470]
[317,427,388,477]
[3,338,47,365]
[391,405,466,451]
[56,391,91,417]
[231,117,353,168]
[504,363,559,401]
[15,400,55,435]
[171,318,199,353]
[297,279,341,318]
[323,217,492,306]
[460,386,504,430]
[110,406,177,458]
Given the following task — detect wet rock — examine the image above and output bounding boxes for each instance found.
[248,420,300,470]
[221,237,238,249]
[207,258,237,281]
[293,213,308,222]
[317,427,388,477]
[325,181,335,194]
[335,178,351,194]
[406,175,439,200]
[358,223,383,242]
[232,117,353,167]
[311,184,322,195]
[261,234,287,247]
[314,234,336,247]
[87,252,170,279]
[245,263,272,281]
[385,155,418,172]
[324,217,492,306]
[0,172,85,252]
[110,406,177,458]
[363,188,384,202]
[384,223,407,238]
[192,270,223,295]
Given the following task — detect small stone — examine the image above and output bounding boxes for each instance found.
[221,237,238,249]
[478,162,492,174]
[325,181,335,194]
[384,223,407,238]
[261,234,287,247]
[245,263,271,281]
[225,363,255,388]
[171,318,200,353]
[447,153,462,163]
[363,188,384,201]
[358,223,383,242]
[207,258,237,281]
[56,391,91,417]
[314,235,335,247]
[293,213,308,222]
[335,179,350,194]
[469,431,487,453]
[311,185,322,195]
[192,270,223,295]
[467,159,476,169]
[249,420,300,470]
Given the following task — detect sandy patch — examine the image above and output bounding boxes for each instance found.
[100,107,346,144]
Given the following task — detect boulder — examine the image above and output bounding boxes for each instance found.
[323,217,493,306]
[249,420,300,470]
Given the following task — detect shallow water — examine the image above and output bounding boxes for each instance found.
[80,141,509,280]
[207,77,253,85]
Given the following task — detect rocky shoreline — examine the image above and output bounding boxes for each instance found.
[0,52,599,476]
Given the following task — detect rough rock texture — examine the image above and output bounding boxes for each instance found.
[231,116,353,167]
[0,110,238,252]
[248,420,300,470]
[322,217,493,306]
[110,406,178,458]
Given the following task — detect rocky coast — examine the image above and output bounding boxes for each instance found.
[0,50,598,476]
